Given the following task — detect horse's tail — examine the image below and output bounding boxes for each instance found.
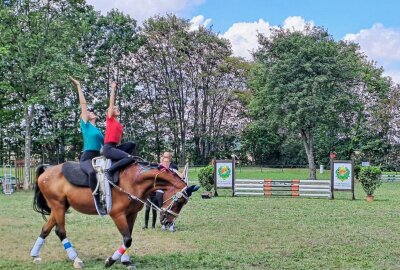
[33,164,51,220]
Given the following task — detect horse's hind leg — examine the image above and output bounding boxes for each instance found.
[53,204,85,269]
[30,214,56,262]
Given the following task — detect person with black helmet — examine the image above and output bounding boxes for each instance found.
[70,76,105,214]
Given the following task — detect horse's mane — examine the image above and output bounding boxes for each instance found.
[136,161,159,169]
[133,159,185,183]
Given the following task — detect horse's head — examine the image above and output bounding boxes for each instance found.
[159,184,200,227]
[153,166,200,227]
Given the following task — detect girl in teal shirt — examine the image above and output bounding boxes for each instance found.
[70,76,105,214]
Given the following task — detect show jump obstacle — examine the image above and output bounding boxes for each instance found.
[234,179,331,198]
[214,159,354,200]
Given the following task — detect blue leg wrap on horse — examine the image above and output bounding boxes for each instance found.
[30,237,45,257]
[62,238,77,260]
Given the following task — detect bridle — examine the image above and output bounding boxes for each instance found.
[158,187,189,224]
[148,167,190,223]
[105,165,189,223]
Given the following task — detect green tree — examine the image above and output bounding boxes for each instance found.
[251,26,365,179]
[0,1,141,187]
[241,122,280,165]
[0,0,87,188]
[134,15,248,164]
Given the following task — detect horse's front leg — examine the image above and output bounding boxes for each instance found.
[120,212,138,267]
[106,213,133,268]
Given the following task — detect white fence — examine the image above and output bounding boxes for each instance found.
[234,179,331,198]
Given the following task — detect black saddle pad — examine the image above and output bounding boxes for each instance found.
[62,162,90,187]
[62,161,120,187]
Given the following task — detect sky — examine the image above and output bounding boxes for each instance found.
[86,0,400,84]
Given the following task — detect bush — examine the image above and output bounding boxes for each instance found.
[358,166,382,196]
[198,165,214,192]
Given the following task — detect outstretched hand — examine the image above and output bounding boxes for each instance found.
[69,76,80,87]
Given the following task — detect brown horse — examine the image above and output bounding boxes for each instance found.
[31,162,199,269]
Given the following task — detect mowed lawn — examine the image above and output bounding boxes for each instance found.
[0,168,400,269]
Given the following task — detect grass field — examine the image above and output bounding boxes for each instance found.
[0,169,400,269]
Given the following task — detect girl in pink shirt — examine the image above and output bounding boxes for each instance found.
[103,82,135,178]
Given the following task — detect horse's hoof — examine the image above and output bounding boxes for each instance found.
[73,257,84,269]
[33,257,42,263]
[105,257,116,268]
[122,260,136,269]
[123,262,136,270]
[123,260,137,269]
[122,260,133,266]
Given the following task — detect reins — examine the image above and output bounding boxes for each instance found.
[106,179,149,206]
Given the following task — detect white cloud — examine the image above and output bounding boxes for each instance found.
[385,70,400,84]
[222,19,272,60]
[221,18,400,84]
[344,23,400,84]
[221,16,314,60]
[189,15,212,31]
[86,0,204,23]
[283,16,314,32]
[344,23,400,61]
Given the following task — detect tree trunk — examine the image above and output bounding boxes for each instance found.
[300,129,316,180]
[59,121,66,163]
[23,105,34,190]
[179,131,186,165]
[154,121,161,160]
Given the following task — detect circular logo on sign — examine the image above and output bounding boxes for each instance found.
[218,165,231,180]
[336,166,350,181]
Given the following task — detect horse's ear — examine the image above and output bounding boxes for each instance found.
[186,185,200,197]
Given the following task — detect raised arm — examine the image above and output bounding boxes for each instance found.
[107,82,117,118]
[69,76,88,122]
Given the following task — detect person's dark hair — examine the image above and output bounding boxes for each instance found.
[87,105,95,113]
